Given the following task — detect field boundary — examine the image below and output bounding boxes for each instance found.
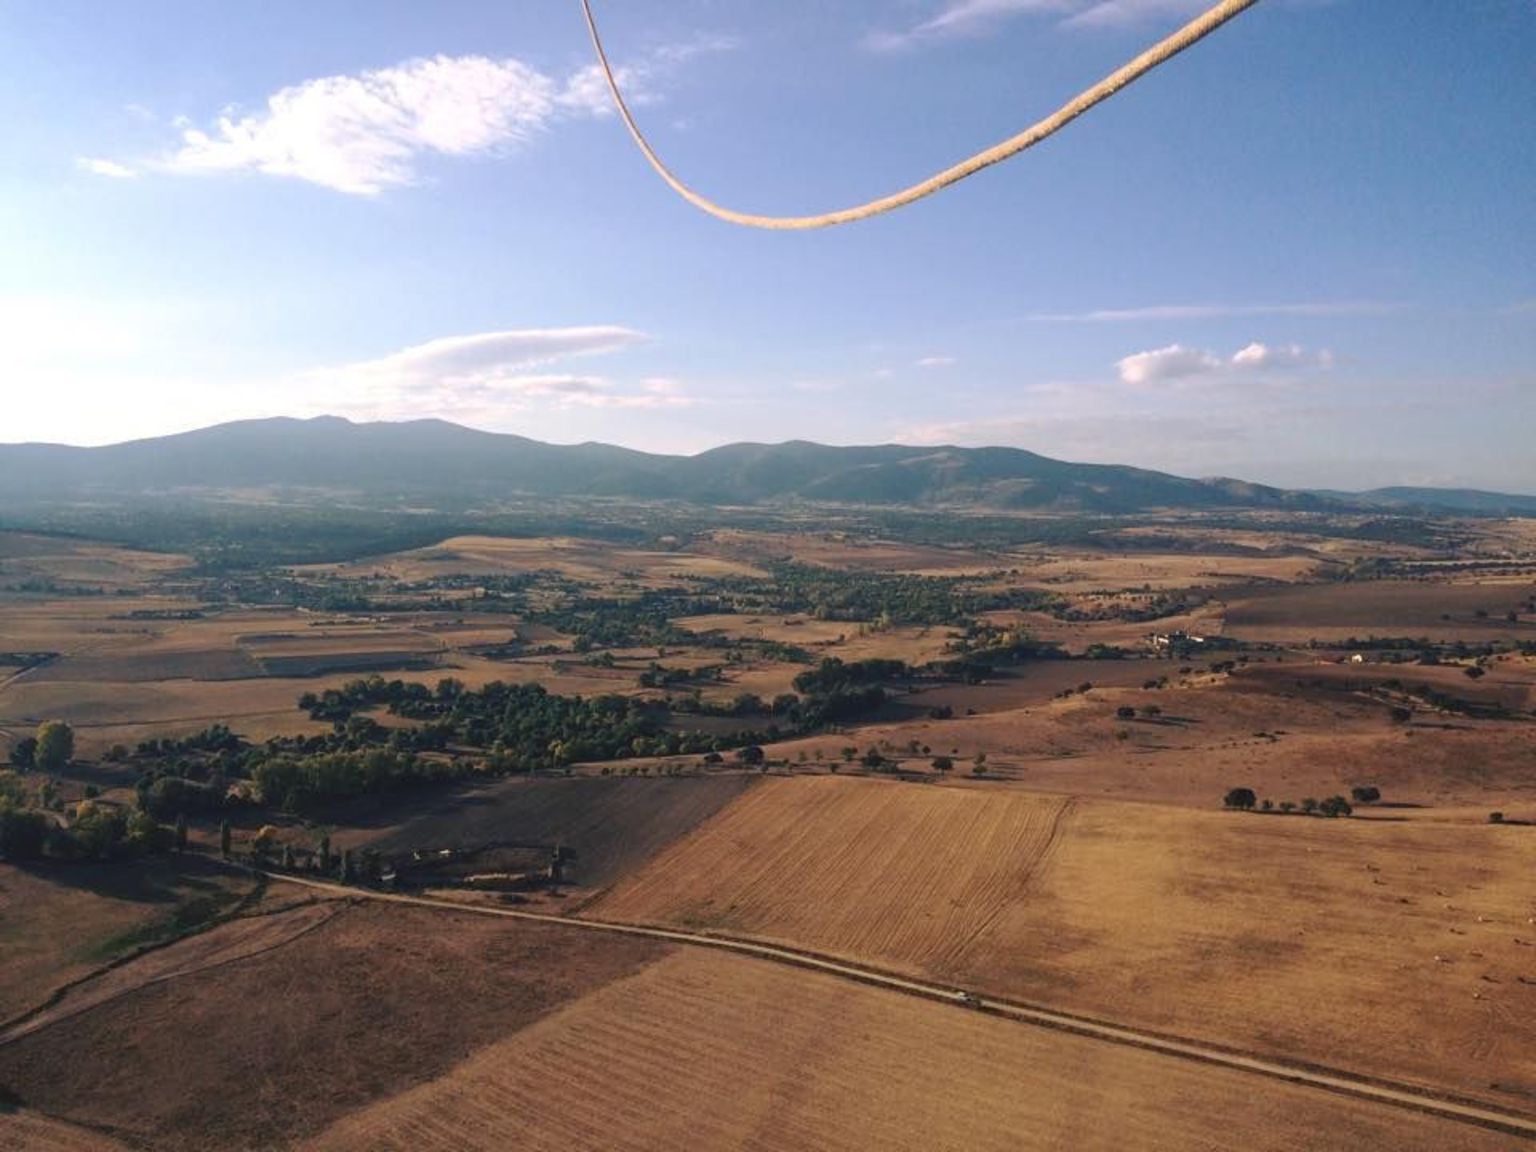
[0,873,275,1042]
[254,869,1536,1141]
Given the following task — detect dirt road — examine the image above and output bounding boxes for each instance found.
[260,870,1536,1142]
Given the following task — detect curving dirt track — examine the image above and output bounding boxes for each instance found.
[303,947,1520,1152]
[261,871,1536,1142]
[0,901,343,1044]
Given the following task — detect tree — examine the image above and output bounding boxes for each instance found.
[174,813,188,852]
[1223,787,1257,811]
[1318,795,1353,818]
[861,747,885,769]
[9,736,36,770]
[1350,785,1381,805]
[1116,706,1137,720]
[1464,665,1486,680]
[71,802,128,859]
[931,755,954,773]
[736,745,765,767]
[318,833,333,873]
[0,807,49,860]
[34,721,74,772]
[339,847,355,882]
[219,820,232,858]
[1488,811,1504,824]
[1300,797,1319,815]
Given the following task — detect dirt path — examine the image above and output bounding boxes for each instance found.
[259,870,1536,1142]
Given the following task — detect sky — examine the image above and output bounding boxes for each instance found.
[1,0,1533,491]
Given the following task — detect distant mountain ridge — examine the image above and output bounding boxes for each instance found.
[2,416,1532,515]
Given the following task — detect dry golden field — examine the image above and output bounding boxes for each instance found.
[594,775,1536,1110]
[596,777,1072,970]
[5,519,1536,1147]
[303,534,769,583]
[302,948,1515,1152]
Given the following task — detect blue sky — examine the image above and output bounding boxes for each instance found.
[2,0,1533,491]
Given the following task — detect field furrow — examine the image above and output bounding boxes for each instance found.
[304,948,1513,1152]
[592,776,1071,973]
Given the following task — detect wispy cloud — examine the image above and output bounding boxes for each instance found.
[865,1,1072,51]
[96,38,734,195]
[915,355,958,368]
[1026,300,1399,323]
[866,0,1221,51]
[76,157,137,179]
[291,326,695,422]
[1064,0,1214,29]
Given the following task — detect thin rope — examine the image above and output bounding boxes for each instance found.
[581,0,1262,230]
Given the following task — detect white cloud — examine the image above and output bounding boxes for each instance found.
[159,56,559,195]
[289,325,696,421]
[1026,301,1397,323]
[1065,0,1214,29]
[106,37,733,195]
[916,355,958,368]
[866,0,1223,50]
[76,157,137,179]
[865,1,1071,51]
[1117,340,1332,385]
[1231,341,1332,370]
[1116,343,1221,384]
[342,326,648,382]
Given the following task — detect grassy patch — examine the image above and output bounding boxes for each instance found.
[76,890,243,965]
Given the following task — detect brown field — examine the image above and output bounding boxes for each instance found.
[595,774,1536,1109]
[596,777,1072,970]
[1223,580,1536,643]
[306,534,768,583]
[0,1111,131,1152]
[0,902,670,1151]
[354,774,761,891]
[751,659,1536,812]
[2,900,343,1045]
[302,947,1513,1152]
[701,528,1010,574]
[0,533,189,590]
[0,857,254,1023]
[7,519,1536,1146]
[1003,549,1323,591]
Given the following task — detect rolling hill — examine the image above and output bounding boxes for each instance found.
[1,416,1529,514]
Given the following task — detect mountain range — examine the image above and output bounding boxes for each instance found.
[4,416,1534,516]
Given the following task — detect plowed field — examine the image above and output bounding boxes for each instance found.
[594,776,1071,971]
[303,948,1513,1152]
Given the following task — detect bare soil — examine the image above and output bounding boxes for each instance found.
[0,903,670,1151]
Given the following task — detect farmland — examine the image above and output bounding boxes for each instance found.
[3,505,1535,1148]
[598,777,1535,1109]
[303,948,1516,1152]
[0,901,670,1151]
[596,777,1072,970]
